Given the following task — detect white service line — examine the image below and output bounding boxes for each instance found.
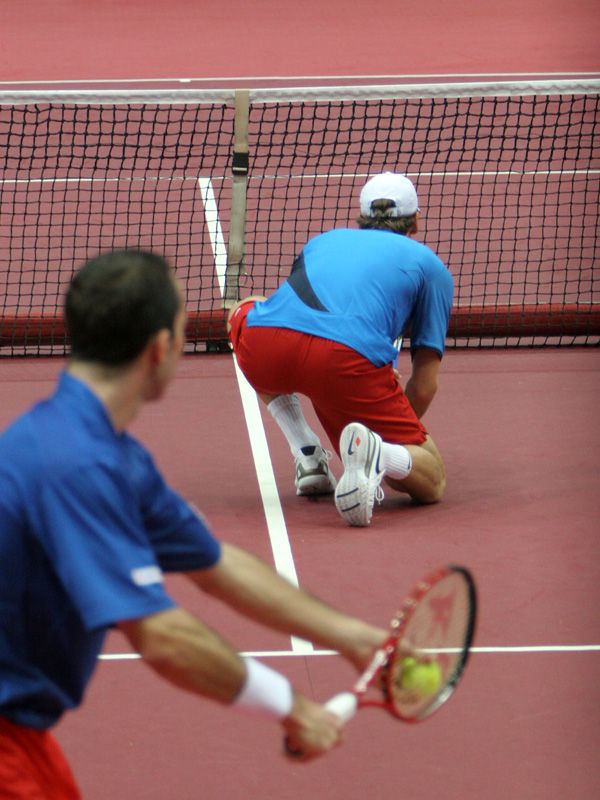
[99,644,600,661]
[198,177,313,656]
[2,169,597,189]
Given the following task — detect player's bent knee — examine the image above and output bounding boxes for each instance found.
[418,437,446,503]
[426,458,446,503]
[408,474,445,505]
[422,473,446,504]
[385,439,446,504]
[384,472,445,504]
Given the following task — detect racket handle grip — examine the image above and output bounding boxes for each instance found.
[325,692,358,723]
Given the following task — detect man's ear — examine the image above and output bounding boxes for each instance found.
[147,329,171,365]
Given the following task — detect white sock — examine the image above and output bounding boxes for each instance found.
[380,441,412,480]
[267,394,320,456]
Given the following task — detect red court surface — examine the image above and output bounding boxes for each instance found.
[1,349,599,799]
[1,1,599,85]
[1,2,600,799]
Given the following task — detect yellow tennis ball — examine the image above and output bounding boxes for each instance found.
[400,658,443,697]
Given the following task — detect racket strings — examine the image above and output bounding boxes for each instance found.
[386,570,476,720]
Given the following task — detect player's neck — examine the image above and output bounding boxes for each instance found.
[67,360,144,432]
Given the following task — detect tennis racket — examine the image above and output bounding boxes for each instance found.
[326,565,477,724]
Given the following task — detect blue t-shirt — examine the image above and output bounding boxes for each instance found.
[0,372,221,729]
[248,228,454,366]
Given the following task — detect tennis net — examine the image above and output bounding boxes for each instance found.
[1,80,598,355]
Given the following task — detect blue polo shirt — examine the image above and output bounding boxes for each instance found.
[247,228,453,366]
[0,372,221,729]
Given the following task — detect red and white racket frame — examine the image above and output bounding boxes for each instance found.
[325,565,478,723]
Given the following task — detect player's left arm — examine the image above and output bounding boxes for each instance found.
[404,251,453,418]
[403,347,442,418]
[187,543,386,672]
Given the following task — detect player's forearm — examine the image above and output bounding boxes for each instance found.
[119,608,342,755]
[404,347,442,418]
[118,607,245,702]
[404,377,437,418]
[191,544,386,669]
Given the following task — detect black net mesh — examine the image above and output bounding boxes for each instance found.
[1,86,598,355]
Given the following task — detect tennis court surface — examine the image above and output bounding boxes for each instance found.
[1,348,598,799]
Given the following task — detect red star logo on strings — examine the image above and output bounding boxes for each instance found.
[427,592,455,638]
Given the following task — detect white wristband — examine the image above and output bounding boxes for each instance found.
[235,657,294,720]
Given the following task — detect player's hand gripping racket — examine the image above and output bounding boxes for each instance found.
[327,565,477,724]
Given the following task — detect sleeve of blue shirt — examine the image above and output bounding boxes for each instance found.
[36,463,183,632]
[37,444,222,630]
[125,437,222,572]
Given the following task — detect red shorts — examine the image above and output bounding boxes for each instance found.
[0,717,81,800]
[228,300,428,455]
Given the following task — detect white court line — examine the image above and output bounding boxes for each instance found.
[2,169,597,188]
[253,169,600,180]
[197,178,228,295]
[197,177,313,656]
[0,176,206,185]
[99,644,600,661]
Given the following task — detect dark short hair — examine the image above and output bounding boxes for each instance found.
[65,250,180,365]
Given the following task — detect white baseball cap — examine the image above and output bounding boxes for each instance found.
[359,172,419,217]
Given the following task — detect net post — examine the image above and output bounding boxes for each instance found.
[224,89,250,308]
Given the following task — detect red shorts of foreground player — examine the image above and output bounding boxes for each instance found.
[229,300,428,455]
[0,717,81,800]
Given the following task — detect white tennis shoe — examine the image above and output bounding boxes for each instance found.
[334,423,385,527]
[294,446,337,496]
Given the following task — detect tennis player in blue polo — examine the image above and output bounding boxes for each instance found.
[0,250,386,797]
[229,172,453,527]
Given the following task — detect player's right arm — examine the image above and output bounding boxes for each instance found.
[403,347,441,418]
[404,250,453,417]
[117,608,343,761]
[117,608,246,701]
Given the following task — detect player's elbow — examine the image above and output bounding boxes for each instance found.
[119,608,196,668]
